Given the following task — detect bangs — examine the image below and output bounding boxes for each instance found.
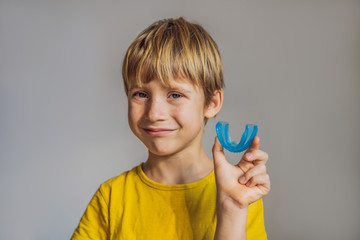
[129,49,191,91]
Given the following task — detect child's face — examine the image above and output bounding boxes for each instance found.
[127,78,209,157]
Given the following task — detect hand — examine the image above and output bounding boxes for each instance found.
[212,136,270,210]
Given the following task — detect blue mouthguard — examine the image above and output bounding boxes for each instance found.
[216,121,258,153]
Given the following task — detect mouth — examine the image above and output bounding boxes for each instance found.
[143,128,176,136]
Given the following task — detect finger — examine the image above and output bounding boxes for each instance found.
[236,136,262,171]
[242,149,269,165]
[239,164,267,185]
[245,174,270,189]
[212,136,227,168]
[248,136,260,151]
[237,149,269,174]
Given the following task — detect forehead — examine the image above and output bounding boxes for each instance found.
[130,77,202,93]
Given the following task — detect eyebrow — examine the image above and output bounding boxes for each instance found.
[167,86,192,93]
[128,80,198,95]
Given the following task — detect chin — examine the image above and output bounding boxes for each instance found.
[149,147,175,157]
[147,143,182,157]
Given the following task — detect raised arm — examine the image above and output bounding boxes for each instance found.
[212,136,270,240]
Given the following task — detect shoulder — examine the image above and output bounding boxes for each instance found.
[102,165,138,186]
[97,164,140,200]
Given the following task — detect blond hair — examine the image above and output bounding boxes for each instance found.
[122,17,224,106]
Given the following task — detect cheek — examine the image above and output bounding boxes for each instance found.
[128,104,142,129]
[175,104,204,125]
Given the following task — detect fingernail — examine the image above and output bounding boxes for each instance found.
[246,181,251,187]
[246,153,253,160]
[239,176,245,184]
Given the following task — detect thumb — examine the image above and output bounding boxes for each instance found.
[212,136,227,168]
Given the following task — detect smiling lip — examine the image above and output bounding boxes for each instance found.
[143,128,175,136]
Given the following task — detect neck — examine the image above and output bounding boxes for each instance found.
[142,145,214,185]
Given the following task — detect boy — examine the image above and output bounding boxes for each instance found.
[71,17,270,240]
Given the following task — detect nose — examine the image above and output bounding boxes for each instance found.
[145,97,167,122]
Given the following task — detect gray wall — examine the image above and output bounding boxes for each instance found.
[1,1,359,239]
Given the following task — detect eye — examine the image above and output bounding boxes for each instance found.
[133,91,148,98]
[169,93,182,99]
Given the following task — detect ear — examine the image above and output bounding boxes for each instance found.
[204,89,223,119]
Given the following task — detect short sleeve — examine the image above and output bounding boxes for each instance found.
[247,199,267,240]
[71,186,109,240]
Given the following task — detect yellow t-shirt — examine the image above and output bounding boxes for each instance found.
[71,163,267,240]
